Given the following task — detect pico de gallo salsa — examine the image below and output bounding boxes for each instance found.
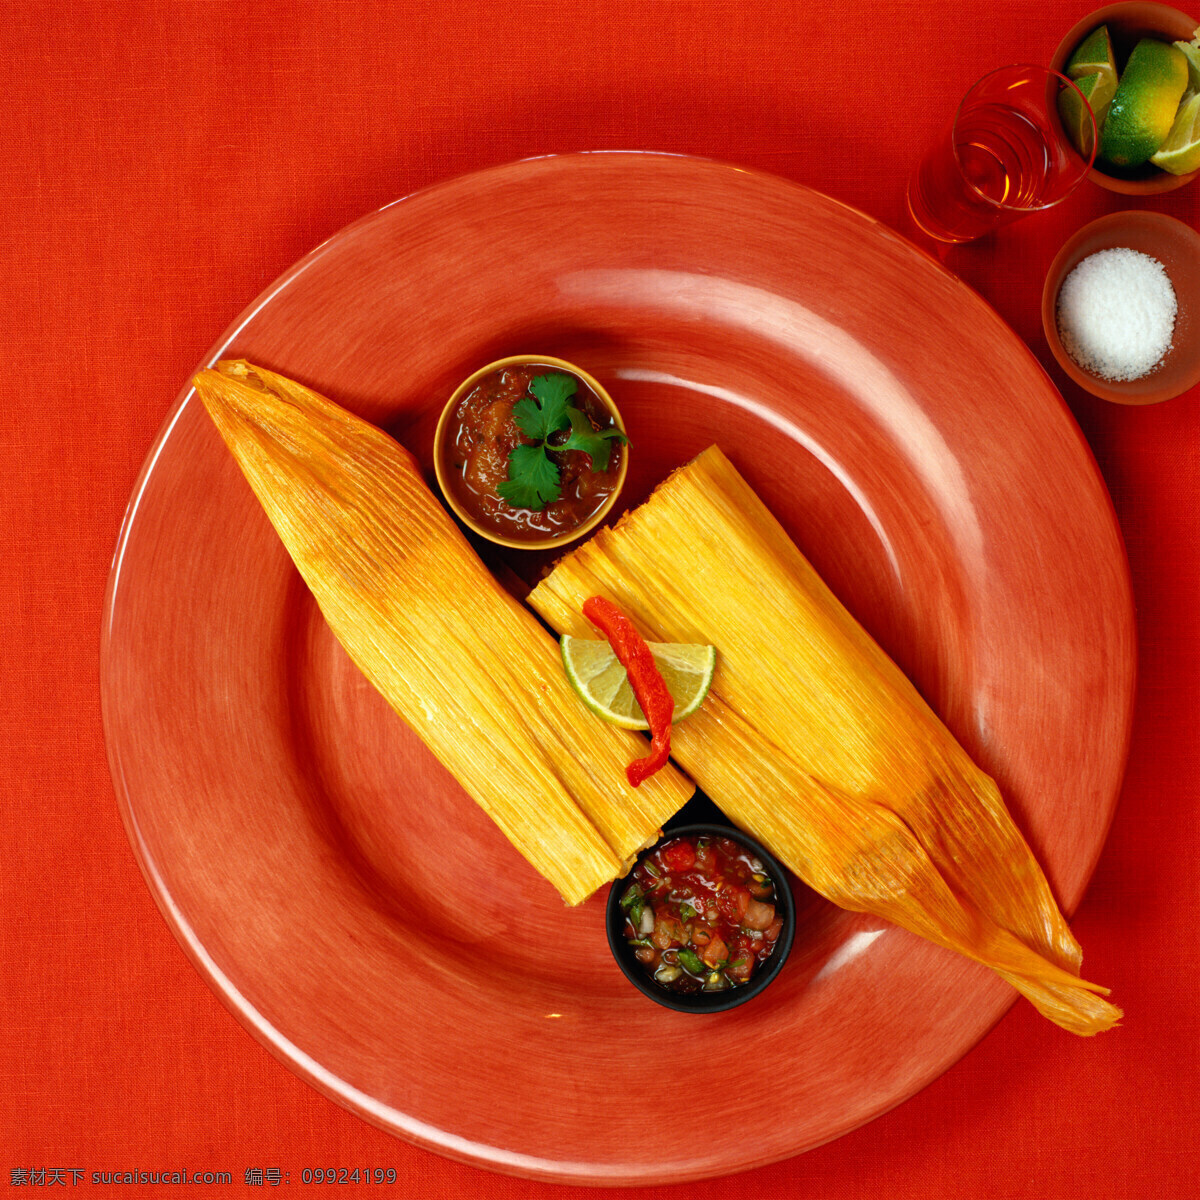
[619,834,785,994]
[439,363,625,544]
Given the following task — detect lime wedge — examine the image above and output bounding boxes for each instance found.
[561,635,716,728]
[1067,24,1118,89]
[1150,90,1200,173]
[1173,27,1200,93]
[1100,38,1189,167]
[1058,72,1115,155]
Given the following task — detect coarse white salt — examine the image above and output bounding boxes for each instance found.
[1056,247,1177,382]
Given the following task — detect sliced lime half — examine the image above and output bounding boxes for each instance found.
[561,635,716,729]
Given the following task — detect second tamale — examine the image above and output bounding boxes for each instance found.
[528,445,1121,1033]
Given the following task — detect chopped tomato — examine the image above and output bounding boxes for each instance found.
[651,914,687,950]
[726,936,757,982]
[701,934,728,968]
[742,899,776,931]
[746,873,774,900]
[717,885,750,923]
[660,839,696,872]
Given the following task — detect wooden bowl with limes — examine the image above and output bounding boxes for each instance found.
[1050,2,1200,194]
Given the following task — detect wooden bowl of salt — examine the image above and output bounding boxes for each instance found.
[1042,210,1200,404]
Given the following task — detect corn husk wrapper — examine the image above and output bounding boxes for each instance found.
[192,360,693,906]
[529,445,1121,1033]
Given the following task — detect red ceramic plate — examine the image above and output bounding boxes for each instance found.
[101,153,1134,1185]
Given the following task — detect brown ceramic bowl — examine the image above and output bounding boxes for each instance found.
[1050,3,1200,194]
[1043,210,1200,403]
[433,353,629,550]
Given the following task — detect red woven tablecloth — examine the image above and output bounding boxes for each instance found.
[3,1,1197,1195]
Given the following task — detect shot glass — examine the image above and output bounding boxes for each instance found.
[907,64,1097,243]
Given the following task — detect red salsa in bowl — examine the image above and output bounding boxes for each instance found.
[433,355,628,549]
[606,823,795,1012]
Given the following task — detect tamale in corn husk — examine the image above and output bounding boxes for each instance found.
[529,445,1120,1033]
[192,361,693,905]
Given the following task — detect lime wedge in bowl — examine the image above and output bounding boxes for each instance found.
[1058,71,1115,155]
[1067,24,1118,88]
[1150,91,1200,174]
[561,635,716,728]
[1173,27,1200,93]
[1100,38,1189,167]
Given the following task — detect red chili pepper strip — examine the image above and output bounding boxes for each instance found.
[582,596,674,787]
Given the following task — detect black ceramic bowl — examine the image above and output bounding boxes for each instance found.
[606,822,796,1013]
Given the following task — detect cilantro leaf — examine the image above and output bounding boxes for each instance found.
[512,373,577,441]
[498,370,627,512]
[558,407,628,471]
[496,442,561,510]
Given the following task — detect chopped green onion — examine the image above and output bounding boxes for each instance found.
[619,883,643,911]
